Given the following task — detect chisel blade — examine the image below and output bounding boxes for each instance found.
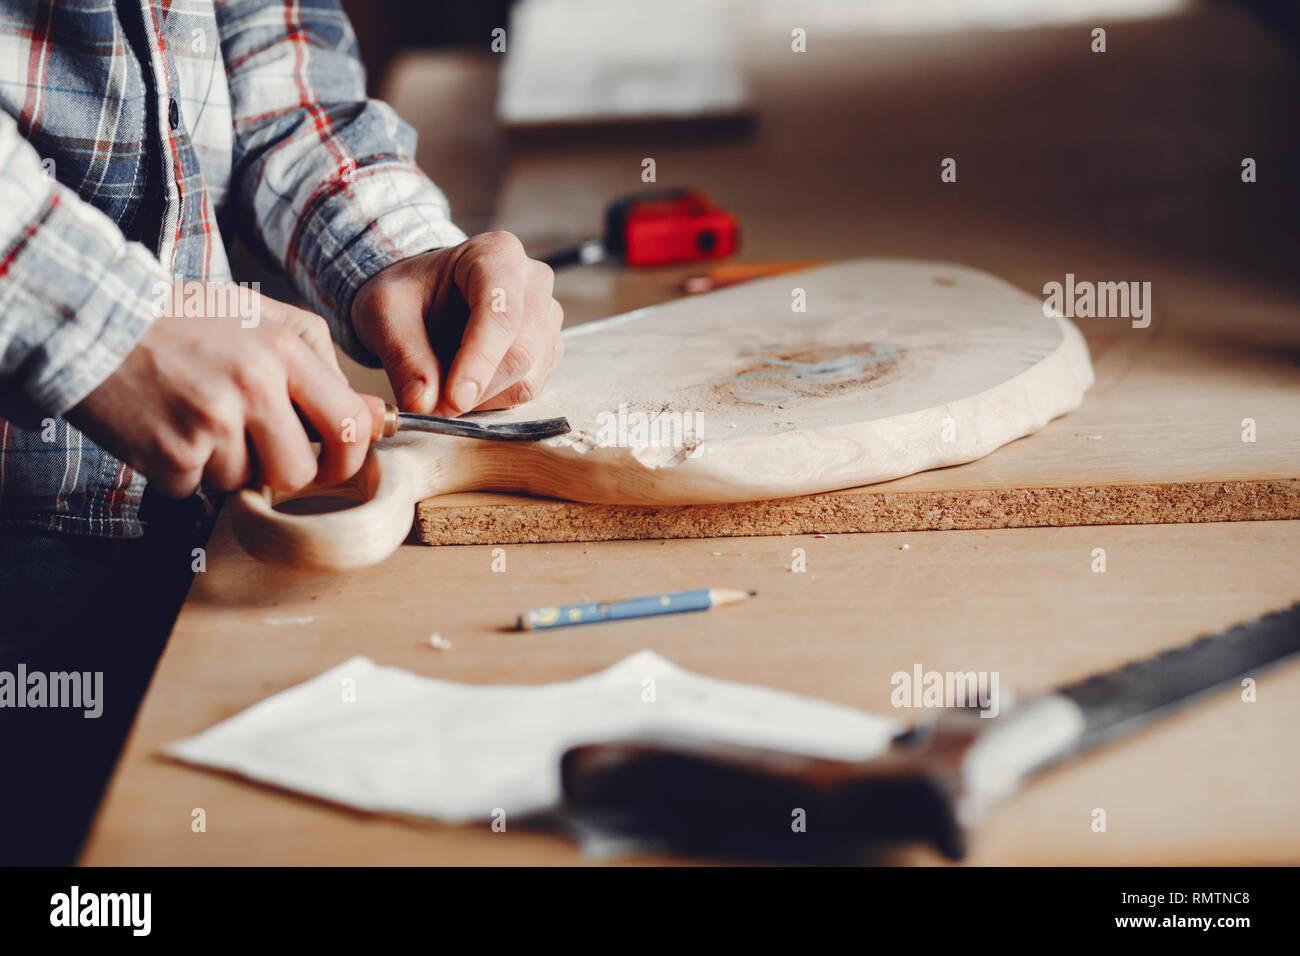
[395,413,571,441]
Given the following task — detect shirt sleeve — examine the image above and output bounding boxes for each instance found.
[213,0,468,366]
[0,110,167,428]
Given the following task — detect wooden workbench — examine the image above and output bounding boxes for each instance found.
[83,4,1300,865]
[82,517,1300,865]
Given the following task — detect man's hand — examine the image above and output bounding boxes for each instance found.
[68,282,373,497]
[350,232,564,416]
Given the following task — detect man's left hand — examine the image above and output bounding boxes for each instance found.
[351,231,564,417]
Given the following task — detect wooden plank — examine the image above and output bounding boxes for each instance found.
[414,288,1300,544]
[417,481,1300,545]
[81,515,1300,865]
[239,259,1104,569]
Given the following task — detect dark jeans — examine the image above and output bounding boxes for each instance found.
[0,491,214,864]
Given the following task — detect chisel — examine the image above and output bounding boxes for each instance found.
[299,394,570,443]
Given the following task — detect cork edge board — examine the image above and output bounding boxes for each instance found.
[416,479,1300,546]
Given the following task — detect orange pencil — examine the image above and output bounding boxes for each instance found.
[682,259,827,293]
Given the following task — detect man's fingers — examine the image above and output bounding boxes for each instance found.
[260,295,347,383]
[382,321,443,415]
[282,338,373,487]
[242,344,318,493]
[357,286,444,414]
[203,436,252,492]
[476,298,565,411]
[474,262,557,403]
[245,405,316,493]
[148,468,205,498]
[144,439,207,498]
[441,232,530,415]
[350,237,561,420]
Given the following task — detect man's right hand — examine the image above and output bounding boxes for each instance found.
[67,282,373,498]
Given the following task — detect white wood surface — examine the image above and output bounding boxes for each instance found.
[234,259,1092,569]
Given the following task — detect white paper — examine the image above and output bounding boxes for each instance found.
[498,0,747,125]
[166,651,897,822]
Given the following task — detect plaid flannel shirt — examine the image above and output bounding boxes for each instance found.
[0,0,467,537]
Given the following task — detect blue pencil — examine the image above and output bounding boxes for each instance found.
[517,588,756,631]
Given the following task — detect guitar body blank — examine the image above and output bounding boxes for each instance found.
[233,260,1094,570]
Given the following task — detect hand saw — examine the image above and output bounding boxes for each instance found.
[559,601,1300,862]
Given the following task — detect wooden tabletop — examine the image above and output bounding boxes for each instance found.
[82,515,1300,865]
[83,4,1300,865]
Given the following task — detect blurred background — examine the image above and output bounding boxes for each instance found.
[325,0,1299,395]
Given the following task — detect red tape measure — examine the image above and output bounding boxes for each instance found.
[542,189,740,269]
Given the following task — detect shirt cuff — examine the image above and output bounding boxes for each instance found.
[0,198,166,426]
[294,174,468,368]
